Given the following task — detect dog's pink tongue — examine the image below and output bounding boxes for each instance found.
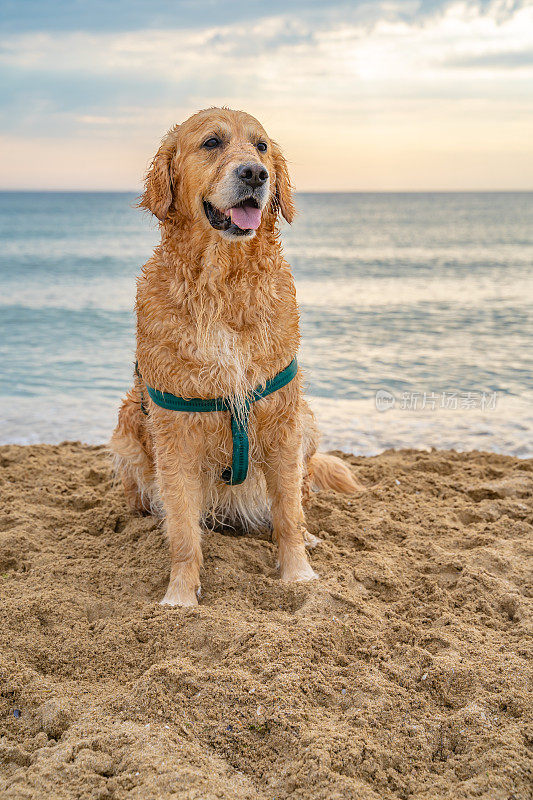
[229,205,262,230]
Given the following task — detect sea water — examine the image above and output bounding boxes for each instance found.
[1,191,531,456]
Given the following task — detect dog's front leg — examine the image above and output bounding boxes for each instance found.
[263,424,318,583]
[153,418,204,607]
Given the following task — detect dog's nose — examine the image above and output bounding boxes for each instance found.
[236,163,269,189]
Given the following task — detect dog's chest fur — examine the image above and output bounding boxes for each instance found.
[196,325,250,398]
[137,247,300,400]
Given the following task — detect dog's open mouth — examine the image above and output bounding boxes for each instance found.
[203,198,262,234]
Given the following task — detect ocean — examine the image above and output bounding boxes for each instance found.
[1,191,531,457]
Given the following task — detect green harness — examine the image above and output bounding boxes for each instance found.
[135,359,298,486]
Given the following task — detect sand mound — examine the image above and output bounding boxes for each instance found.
[0,443,531,799]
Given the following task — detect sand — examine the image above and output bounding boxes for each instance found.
[0,443,531,800]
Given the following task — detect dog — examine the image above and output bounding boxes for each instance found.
[110,107,358,607]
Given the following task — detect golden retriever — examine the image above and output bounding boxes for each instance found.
[110,107,358,606]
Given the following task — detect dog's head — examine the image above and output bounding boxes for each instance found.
[139,107,294,240]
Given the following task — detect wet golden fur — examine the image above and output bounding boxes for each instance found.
[110,107,358,606]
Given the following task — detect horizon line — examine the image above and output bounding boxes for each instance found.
[1,188,533,194]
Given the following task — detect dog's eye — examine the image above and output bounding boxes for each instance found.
[257,142,267,152]
[203,137,220,149]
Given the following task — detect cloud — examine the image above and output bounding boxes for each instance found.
[2,3,532,87]
[0,0,531,189]
[447,48,533,68]
[0,0,528,35]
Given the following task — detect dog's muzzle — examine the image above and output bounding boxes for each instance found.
[204,163,269,236]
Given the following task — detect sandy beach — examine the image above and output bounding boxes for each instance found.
[0,443,531,799]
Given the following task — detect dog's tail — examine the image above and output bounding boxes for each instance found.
[308,452,362,494]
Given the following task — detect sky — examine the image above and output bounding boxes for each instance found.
[0,0,532,191]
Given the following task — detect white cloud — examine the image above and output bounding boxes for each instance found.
[0,2,532,189]
[1,3,532,85]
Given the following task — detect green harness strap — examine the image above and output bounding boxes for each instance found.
[135,359,298,486]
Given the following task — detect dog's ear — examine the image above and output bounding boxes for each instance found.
[270,140,295,224]
[138,125,180,221]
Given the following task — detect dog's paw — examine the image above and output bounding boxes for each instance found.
[283,567,319,583]
[159,593,198,607]
[280,559,318,583]
[160,580,200,607]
